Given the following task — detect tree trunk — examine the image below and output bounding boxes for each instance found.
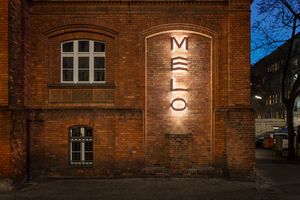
[287,103,295,160]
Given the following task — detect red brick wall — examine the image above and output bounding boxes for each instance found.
[30,1,253,179]
[146,32,213,168]
[213,110,226,169]
[0,0,255,182]
[8,0,31,108]
[228,3,251,107]
[0,110,28,183]
[10,110,27,182]
[225,108,255,180]
[0,0,10,182]
[0,0,8,106]
[0,0,31,185]
[225,3,254,180]
[42,109,143,177]
[30,13,228,110]
[0,110,12,178]
[28,111,45,178]
[115,110,144,175]
[44,110,113,176]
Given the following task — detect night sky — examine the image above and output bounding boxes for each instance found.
[251,0,264,64]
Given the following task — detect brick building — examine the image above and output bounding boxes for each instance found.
[0,0,254,192]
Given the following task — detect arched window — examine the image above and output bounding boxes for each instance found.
[69,126,93,166]
[61,40,105,83]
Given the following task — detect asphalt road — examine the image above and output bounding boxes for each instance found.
[0,148,299,200]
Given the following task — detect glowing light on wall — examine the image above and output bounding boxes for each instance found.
[171,79,187,92]
[171,98,187,111]
[171,57,187,71]
[171,36,188,51]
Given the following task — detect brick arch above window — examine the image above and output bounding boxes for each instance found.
[40,18,120,39]
[65,119,94,129]
[49,32,116,86]
[44,25,119,39]
[69,125,93,132]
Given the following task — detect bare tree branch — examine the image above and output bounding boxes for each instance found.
[252,0,300,159]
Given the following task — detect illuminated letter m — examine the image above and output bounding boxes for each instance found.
[171,37,188,50]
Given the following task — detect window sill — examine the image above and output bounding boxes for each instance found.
[69,163,93,169]
[48,83,115,89]
[69,166,93,170]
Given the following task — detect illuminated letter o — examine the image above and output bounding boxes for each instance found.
[171,98,187,111]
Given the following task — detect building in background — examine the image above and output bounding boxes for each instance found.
[0,0,254,192]
[251,33,300,127]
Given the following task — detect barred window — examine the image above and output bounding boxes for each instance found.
[61,40,105,83]
[69,126,93,166]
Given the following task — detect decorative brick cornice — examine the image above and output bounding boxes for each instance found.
[230,0,253,2]
[29,1,228,6]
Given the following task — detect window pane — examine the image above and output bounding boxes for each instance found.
[72,142,81,151]
[85,152,93,162]
[72,127,81,137]
[72,152,81,162]
[94,57,105,69]
[78,70,89,81]
[85,142,93,151]
[85,127,93,137]
[78,41,89,52]
[94,70,105,82]
[94,42,105,52]
[78,57,89,69]
[63,42,73,52]
[63,70,73,81]
[63,57,73,69]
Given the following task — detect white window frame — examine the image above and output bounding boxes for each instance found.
[69,126,93,166]
[61,40,105,84]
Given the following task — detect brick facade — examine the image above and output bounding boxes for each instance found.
[0,0,254,192]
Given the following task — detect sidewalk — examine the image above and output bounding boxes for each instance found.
[256,147,300,200]
[0,148,299,200]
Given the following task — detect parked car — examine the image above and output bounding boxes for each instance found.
[255,131,275,147]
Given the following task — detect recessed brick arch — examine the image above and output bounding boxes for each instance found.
[40,18,120,38]
[140,23,218,169]
[140,17,222,34]
[139,23,218,107]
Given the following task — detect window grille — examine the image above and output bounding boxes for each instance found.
[69,126,93,166]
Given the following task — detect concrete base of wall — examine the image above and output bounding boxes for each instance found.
[142,168,256,181]
[0,175,29,193]
[0,179,13,193]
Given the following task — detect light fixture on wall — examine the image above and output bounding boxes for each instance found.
[255,95,262,99]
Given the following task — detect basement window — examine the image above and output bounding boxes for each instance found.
[69,126,93,166]
[61,40,105,83]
